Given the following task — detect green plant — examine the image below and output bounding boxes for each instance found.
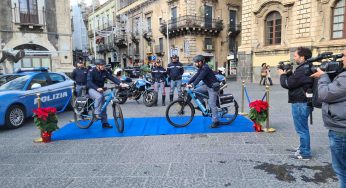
[33,107,59,133]
[215,20,224,31]
[248,100,269,124]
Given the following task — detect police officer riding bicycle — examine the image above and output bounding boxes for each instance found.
[87,59,127,128]
[187,55,220,128]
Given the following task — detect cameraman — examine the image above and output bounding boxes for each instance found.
[277,47,314,160]
[310,50,346,187]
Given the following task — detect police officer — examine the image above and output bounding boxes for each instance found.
[167,55,184,102]
[187,55,220,128]
[87,59,127,128]
[151,59,167,106]
[72,60,88,97]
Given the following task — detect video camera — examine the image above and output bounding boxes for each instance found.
[277,60,294,72]
[305,52,344,76]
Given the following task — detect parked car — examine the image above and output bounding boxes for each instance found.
[0,67,74,129]
[123,66,141,78]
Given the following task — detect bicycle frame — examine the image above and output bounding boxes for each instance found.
[80,88,117,119]
[185,88,210,116]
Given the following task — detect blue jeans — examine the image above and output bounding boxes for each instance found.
[194,85,219,123]
[170,79,182,96]
[88,88,108,124]
[328,130,346,188]
[291,103,312,157]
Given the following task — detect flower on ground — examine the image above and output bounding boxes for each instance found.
[248,100,269,124]
[33,107,59,133]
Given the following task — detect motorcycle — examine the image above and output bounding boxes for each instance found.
[116,74,157,107]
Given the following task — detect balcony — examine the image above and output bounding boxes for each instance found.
[131,32,140,44]
[114,34,127,48]
[96,45,106,53]
[159,15,224,38]
[155,45,164,56]
[228,23,241,37]
[143,29,153,42]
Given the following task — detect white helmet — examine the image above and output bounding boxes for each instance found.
[218,67,225,74]
[115,68,122,76]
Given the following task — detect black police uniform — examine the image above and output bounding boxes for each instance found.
[151,65,167,105]
[167,61,184,102]
[72,67,88,97]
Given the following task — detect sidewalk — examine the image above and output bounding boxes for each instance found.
[0,81,338,187]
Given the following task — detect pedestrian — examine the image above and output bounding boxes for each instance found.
[151,59,167,106]
[187,55,220,128]
[167,55,184,102]
[71,59,88,97]
[266,65,273,85]
[310,49,346,187]
[277,47,314,160]
[87,59,127,128]
[259,63,267,85]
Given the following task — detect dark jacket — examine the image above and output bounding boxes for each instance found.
[87,67,120,90]
[280,62,313,103]
[318,71,346,133]
[167,61,184,80]
[72,67,88,85]
[151,66,167,82]
[188,64,218,88]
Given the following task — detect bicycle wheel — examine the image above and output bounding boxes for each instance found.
[73,99,95,129]
[218,100,239,125]
[112,102,124,133]
[165,100,195,128]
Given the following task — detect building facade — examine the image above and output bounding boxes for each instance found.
[239,0,346,82]
[0,0,73,74]
[110,0,242,76]
[71,0,89,66]
[87,0,116,65]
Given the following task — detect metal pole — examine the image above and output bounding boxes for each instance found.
[264,85,275,133]
[166,10,170,65]
[93,3,97,60]
[36,93,41,108]
[239,80,247,115]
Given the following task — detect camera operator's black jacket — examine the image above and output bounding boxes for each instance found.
[87,67,120,90]
[188,64,218,88]
[280,62,313,103]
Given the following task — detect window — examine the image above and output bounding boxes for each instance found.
[49,73,65,84]
[332,0,346,39]
[19,0,38,24]
[28,73,48,89]
[265,12,281,45]
[159,38,163,51]
[147,17,152,32]
[204,38,213,50]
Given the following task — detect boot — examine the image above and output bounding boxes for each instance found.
[154,92,158,106]
[162,95,166,106]
[170,94,174,102]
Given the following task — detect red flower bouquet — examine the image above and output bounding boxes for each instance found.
[248,100,269,132]
[33,107,59,133]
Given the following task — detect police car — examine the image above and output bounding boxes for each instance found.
[0,68,74,129]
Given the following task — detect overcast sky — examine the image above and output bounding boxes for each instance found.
[83,0,107,6]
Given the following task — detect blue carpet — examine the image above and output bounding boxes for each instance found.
[52,115,254,141]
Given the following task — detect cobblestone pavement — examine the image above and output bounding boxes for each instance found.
[0,81,338,188]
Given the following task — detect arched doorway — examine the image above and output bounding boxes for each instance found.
[13,44,52,71]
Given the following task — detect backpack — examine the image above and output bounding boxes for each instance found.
[311,78,322,108]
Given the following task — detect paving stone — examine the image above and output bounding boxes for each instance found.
[96,163,137,177]
[133,163,170,177]
[66,177,111,188]
[168,163,204,178]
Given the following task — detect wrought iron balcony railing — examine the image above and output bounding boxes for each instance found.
[159,15,224,37]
